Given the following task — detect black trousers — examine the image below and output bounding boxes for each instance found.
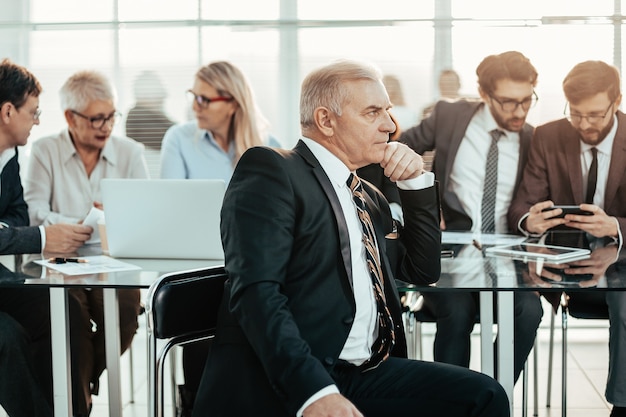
[331,357,510,417]
[68,288,141,415]
[0,287,53,417]
[422,291,543,382]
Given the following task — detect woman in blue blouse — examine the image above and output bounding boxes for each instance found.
[160,61,279,184]
[162,61,278,416]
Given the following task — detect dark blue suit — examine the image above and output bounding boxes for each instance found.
[0,147,53,416]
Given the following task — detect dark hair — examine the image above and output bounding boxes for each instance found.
[476,51,538,96]
[0,58,42,109]
[563,60,621,104]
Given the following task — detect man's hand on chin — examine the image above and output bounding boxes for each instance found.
[380,142,424,182]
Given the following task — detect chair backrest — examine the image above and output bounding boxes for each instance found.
[566,292,609,320]
[146,265,227,340]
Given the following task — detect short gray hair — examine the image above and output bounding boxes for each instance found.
[300,60,382,129]
[59,70,116,111]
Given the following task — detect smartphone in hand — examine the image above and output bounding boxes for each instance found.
[541,205,593,219]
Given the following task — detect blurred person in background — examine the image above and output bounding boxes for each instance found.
[160,60,279,416]
[160,60,279,185]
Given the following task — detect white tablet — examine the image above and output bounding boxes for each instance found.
[485,243,590,264]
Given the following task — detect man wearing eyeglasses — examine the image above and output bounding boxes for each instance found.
[509,60,626,417]
[23,70,149,417]
[0,59,94,417]
[400,51,543,384]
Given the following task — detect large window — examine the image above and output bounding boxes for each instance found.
[1,0,625,158]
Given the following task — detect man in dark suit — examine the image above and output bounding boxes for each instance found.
[192,60,509,417]
[0,58,91,416]
[399,51,543,383]
[508,60,626,417]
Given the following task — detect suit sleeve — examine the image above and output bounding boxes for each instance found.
[399,102,439,154]
[220,147,335,412]
[0,226,42,255]
[395,184,441,284]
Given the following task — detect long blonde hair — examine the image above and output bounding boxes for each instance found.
[196,61,269,162]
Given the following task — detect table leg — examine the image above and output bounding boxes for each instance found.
[497,291,515,414]
[103,288,123,417]
[479,292,494,378]
[50,287,72,416]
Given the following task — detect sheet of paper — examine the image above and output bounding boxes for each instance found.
[442,231,526,246]
[83,207,105,244]
[34,255,141,276]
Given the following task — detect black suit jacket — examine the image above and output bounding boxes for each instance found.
[400,99,533,232]
[509,112,626,237]
[192,141,440,417]
[0,148,41,255]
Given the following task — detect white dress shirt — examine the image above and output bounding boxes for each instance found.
[448,106,520,233]
[297,137,433,416]
[24,129,149,226]
[580,115,616,208]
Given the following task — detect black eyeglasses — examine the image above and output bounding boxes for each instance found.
[489,91,538,113]
[71,110,120,129]
[565,102,614,125]
[187,90,233,109]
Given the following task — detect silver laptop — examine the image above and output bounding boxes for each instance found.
[101,179,225,260]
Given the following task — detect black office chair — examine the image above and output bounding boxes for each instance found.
[545,292,609,417]
[145,265,227,417]
[403,292,541,417]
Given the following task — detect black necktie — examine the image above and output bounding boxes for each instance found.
[481,129,503,233]
[585,147,598,204]
[346,173,395,371]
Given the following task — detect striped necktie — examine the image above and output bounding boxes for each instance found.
[481,129,503,233]
[347,173,395,371]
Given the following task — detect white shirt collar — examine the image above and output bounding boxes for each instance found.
[477,104,519,141]
[301,137,352,188]
[0,147,16,174]
[580,114,617,156]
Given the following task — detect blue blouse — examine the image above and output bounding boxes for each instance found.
[159,121,280,185]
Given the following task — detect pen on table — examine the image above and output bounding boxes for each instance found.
[472,239,483,251]
[48,257,89,264]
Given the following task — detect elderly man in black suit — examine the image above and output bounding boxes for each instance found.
[0,58,91,417]
[192,60,509,417]
[400,51,543,383]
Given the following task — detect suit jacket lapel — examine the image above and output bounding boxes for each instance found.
[294,140,354,287]
[444,102,482,183]
[605,112,626,206]
[515,124,533,192]
[564,127,584,203]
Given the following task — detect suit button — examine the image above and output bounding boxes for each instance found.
[343,316,354,324]
[324,357,334,366]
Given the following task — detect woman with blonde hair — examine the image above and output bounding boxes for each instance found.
[160,61,279,183]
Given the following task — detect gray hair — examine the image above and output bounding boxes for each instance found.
[300,60,382,129]
[59,70,116,111]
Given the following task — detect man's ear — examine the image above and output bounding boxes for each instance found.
[0,102,12,124]
[64,109,76,127]
[314,107,334,137]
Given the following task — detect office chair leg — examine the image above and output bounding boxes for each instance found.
[170,348,178,417]
[522,360,528,417]
[562,304,568,417]
[547,310,555,408]
[129,343,135,403]
[533,338,538,416]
